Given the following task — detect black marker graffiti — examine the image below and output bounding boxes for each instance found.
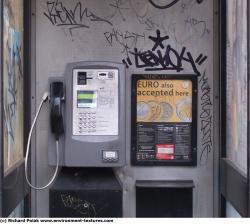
[104,28,145,55]
[44,0,113,35]
[123,29,207,75]
[148,29,169,51]
[199,71,213,165]
[197,0,204,4]
[148,0,180,9]
[149,0,204,9]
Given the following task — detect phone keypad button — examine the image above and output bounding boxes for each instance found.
[76,111,98,134]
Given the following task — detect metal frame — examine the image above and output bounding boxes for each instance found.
[131,74,198,166]
[23,0,32,217]
[30,0,37,216]
[219,0,249,217]
[248,0,250,217]
[219,0,227,216]
[213,0,220,217]
[0,0,3,217]
[220,159,248,216]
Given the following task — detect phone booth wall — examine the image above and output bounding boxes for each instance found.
[30,0,217,217]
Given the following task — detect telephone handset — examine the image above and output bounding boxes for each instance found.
[25,82,65,190]
[50,82,64,140]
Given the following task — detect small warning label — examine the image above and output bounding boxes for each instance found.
[156,144,174,160]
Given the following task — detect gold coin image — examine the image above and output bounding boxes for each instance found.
[159,102,173,121]
[137,101,150,121]
[176,98,192,122]
[148,101,162,122]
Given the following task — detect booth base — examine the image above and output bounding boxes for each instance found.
[49,168,122,217]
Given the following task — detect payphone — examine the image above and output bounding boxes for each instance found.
[25,61,126,190]
[62,61,126,167]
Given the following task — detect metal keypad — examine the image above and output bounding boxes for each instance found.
[78,111,97,134]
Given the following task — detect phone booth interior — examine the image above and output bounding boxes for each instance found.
[31,0,215,217]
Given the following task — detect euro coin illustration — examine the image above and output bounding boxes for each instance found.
[159,102,173,121]
[137,101,150,121]
[148,101,162,122]
[176,98,192,122]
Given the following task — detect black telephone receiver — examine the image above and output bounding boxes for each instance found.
[50,82,64,140]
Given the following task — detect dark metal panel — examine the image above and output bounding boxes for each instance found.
[136,185,193,217]
[219,0,227,217]
[220,195,226,217]
[247,0,250,217]
[30,0,37,216]
[220,158,248,217]
[49,168,122,217]
[23,0,32,217]
[219,0,227,159]
[2,163,27,217]
[0,0,3,217]
[213,0,220,217]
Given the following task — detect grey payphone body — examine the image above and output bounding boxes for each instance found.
[48,61,126,167]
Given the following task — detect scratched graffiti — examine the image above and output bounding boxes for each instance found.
[156,0,210,45]
[199,71,213,165]
[61,194,108,217]
[104,28,145,56]
[129,0,161,31]
[123,29,207,75]
[108,0,129,21]
[3,0,24,174]
[185,16,210,38]
[44,0,113,35]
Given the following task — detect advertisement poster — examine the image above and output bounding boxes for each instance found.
[131,75,197,166]
[3,0,24,175]
[137,80,192,123]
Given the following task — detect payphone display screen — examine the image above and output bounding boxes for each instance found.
[77,91,97,108]
[131,74,197,166]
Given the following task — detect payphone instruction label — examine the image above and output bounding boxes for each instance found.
[137,123,191,161]
[132,77,197,165]
[72,69,119,136]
